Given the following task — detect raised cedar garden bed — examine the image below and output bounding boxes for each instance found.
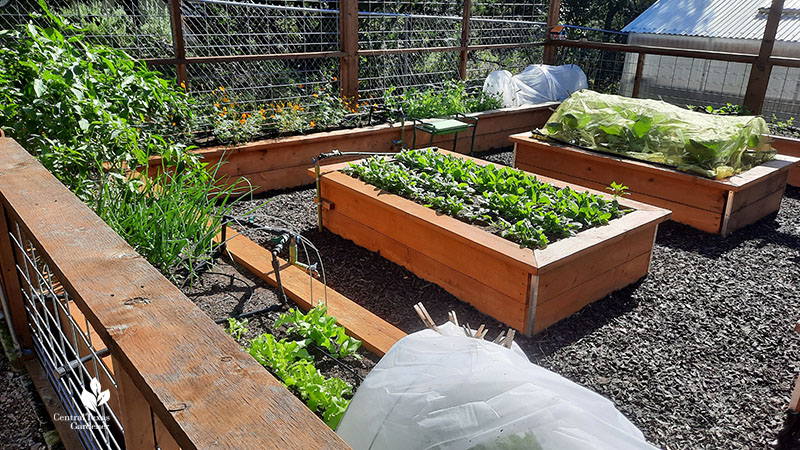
[511,132,800,235]
[308,149,671,335]
[771,134,800,187]
[147,103,556,194]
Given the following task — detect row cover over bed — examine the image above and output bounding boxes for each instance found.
[539,90,775,179]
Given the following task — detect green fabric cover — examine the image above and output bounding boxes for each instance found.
[539,90,775,179]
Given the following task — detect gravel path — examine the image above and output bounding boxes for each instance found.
[229,149,800,449]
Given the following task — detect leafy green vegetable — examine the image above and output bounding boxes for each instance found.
[226,318,249,341]
[247,333,353,429]
[541,90,775,179]
[276,304,362,359]
[343,148,628,249]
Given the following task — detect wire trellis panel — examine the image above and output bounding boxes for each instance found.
[359,50,461,99]
[468,0,546,47]
[466,46,543,85]
[182,0,340,57]
[8,221,125,450]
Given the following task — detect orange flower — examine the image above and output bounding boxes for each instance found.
[239,118,246,124]
[332,76,337,82]
[214,102,221,108]
[298,84,304,88]
[223,97,229,102]
[310,120,315,127]
[270,114,275,119]
[219,86,226,92]
[313,93,318,97]
[180,81,186,89]
[172,122,176,126]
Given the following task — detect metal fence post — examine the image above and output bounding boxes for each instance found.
[743,0,784,114]
[459,0,472,80]
[339,0,359,102]
[169,0,189,88]
[542,0,561,65]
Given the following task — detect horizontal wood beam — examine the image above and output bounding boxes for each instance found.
[553,39,800,68]
[143,51,346,66]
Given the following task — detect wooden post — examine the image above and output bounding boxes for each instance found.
[0,203,32,350]
[459,0,473,80]
[339,0,359,102]
[169,0,188,88]
[743,0,785,114]
[542,0,561,65]
[114,357,157,449]
[632,52,646,98]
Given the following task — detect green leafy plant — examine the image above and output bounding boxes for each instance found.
[606,181,629,198]
[226,317,249,341]
[209,87,266,145]
[275,304,362,359]
[247,333,353,428]
[0,2,239,282]
[383,80,502,120]
[343,148,628,249]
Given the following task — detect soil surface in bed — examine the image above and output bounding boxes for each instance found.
[228,147,800,449]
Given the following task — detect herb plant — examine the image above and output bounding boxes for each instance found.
[343,148,629,249]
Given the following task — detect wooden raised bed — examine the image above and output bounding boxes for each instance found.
[308,150,671,335]
[511,133,800,235]
[149,103,556,194]
[771,135,800,187]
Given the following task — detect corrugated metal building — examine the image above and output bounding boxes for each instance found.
[618,0,800,119]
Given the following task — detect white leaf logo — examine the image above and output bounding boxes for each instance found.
[80,377,110,415]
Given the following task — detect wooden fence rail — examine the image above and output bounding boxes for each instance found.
[0,137,349,449]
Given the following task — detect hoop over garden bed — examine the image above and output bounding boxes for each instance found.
[309,150,670,335]
[511,133,800,235]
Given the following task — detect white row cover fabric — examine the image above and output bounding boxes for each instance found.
[337,322,657,450]
[483,64,588,107]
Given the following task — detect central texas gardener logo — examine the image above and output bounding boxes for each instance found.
[80,378,110,416]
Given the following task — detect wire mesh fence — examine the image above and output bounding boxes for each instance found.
[8,220,125,450]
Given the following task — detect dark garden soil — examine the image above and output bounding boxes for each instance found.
[0,341,51,449]
[225,147,800,450]
[181,258,378,391]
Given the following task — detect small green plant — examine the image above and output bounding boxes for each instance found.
[247,333,352,428]
[275,303,362,359]
[606,181,629,198]
[770,114,797,135]
[226,317,249,341]
[210,87,265,144]
[343,148,628,249]
[383,80,502,120]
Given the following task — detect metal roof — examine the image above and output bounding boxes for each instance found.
[622,0,800,42]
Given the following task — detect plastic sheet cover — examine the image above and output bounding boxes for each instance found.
[337,323,657,450]
[483,64,588,107]
[539,90,775,179]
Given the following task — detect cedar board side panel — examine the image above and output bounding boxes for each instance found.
[321,178,531,303]
[515,161,723,234]
[512,135,799,235]
[323,207,528,331]
[533,251,653,333]
[771,135,800,186]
